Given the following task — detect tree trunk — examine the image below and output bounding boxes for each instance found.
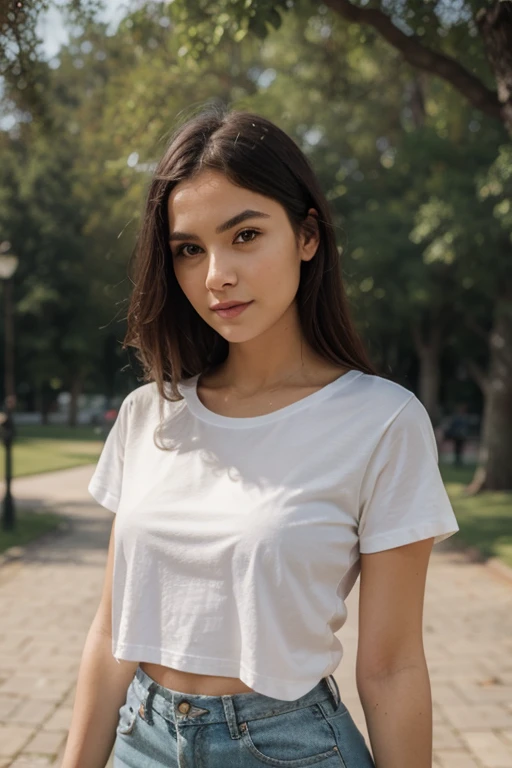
[476,1,512,136]
[407,78,444,423]
[417,345,441,424]
[40,381,51,426]
[412,321,442,424]
[102,333,119,407]
[68,371,84,428]
[474,287,512,490]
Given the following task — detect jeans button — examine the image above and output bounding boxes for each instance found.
[178,700,191,714]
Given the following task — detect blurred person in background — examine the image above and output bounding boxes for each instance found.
[443,403,471,467]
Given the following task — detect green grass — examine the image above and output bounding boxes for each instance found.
[0,507,64,555]
[440,462,512,569]
[0,424,104,480]
[16,424,103,441]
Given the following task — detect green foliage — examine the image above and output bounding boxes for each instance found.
[0,0,507,411]
[477,143,512,236]
[151,0,289,53]
[0,508,63,555]
[0,0,106,125]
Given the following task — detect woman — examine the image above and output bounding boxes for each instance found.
[61,107,459,768]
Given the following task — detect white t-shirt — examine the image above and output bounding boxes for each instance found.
[88,369,459,700]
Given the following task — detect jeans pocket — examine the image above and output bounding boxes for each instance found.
[116,679,140,736]
[239,705,343,767]
[329,699,349,719]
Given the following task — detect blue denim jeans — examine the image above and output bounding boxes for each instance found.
[113,664,376,767]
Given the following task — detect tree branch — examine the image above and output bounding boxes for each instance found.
[322,0,503,123]
[476,2,512,134]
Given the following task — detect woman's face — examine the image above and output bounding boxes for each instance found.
[167,169,319,344]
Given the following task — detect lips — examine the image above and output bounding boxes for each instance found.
[210,301,250,310]
[211,301,253,319]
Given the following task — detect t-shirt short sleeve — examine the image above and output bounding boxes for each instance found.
[358,395,459,554]
[87,396,130,513]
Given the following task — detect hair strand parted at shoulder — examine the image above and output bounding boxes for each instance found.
[122,105,377,405]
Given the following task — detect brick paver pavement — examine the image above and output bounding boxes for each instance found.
[0,465,511,767]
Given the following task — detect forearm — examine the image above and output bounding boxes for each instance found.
[357,662,433,768]
[60,618,138,768]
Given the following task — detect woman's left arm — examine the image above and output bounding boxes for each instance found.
[356,536,435,768]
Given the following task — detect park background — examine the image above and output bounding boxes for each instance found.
[0,3,512,768]
[1,0,511,568]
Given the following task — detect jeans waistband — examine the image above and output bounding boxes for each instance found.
[131,664,339,727]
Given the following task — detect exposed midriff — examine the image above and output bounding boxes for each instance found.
[139,662,255,695]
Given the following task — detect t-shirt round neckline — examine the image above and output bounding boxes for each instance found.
[178,369,363,429]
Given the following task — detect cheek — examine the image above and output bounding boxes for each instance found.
[173,264,201,303]
[254,247,301,297]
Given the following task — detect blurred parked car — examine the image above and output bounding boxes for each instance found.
[102,408,119,440]
[79,406,107,426]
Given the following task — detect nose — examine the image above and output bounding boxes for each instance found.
[205,250,238,291]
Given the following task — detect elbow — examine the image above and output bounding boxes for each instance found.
[356,653,428,690]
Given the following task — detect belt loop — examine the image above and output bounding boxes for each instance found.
[139,682,158,726]
[326,675,341,707]
[221,695,241,740]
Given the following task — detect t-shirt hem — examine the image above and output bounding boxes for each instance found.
[112,642,327,701]
[359,519,460,554]
[88,480,119,513]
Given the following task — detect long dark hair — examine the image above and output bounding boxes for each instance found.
[123,105,378,402]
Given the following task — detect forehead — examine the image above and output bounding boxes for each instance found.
[167,170,279,223]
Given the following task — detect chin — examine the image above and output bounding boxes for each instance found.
[207,321,265,343]
[216,329,259,343]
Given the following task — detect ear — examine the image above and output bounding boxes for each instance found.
[299,208,320,262]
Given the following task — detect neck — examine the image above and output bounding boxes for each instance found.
[214,303,321,394]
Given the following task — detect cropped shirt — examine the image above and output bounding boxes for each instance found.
[88,369,459,700]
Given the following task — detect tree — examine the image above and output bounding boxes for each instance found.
[3,0,510,487]
[1,4,263,417]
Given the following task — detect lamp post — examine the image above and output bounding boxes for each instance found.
[0,241,19,531]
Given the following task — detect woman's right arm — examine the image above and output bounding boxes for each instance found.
[59,517,139,768]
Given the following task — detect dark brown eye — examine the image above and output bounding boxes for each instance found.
[235,229,260,243]
[176,243,202,257]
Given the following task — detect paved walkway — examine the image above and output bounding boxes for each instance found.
[0,466,511,767]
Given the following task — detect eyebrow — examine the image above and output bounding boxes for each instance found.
[169,209,271,242]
